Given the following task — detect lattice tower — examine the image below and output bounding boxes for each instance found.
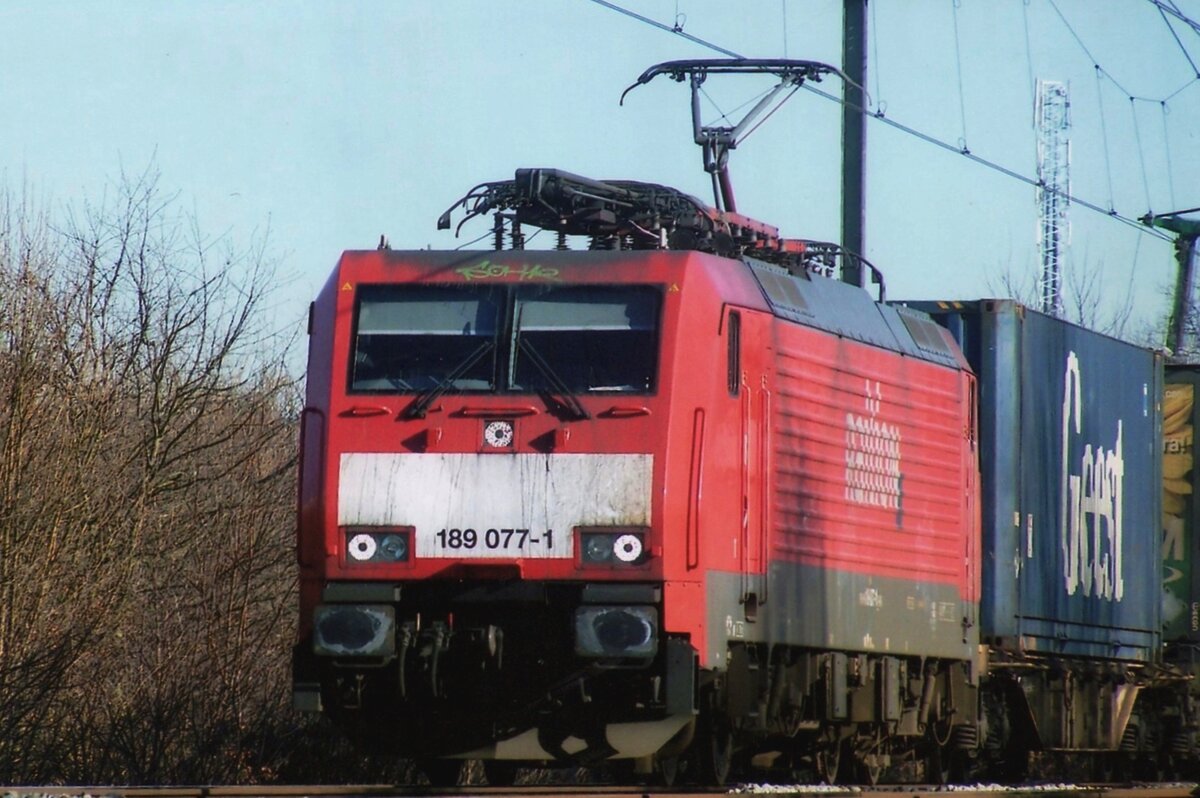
[1035,80,1071,318]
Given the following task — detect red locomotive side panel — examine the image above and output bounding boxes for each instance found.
[768,322,977,657]
[653,255,777,664]
[693,264,979,666]
[773,328,970,582]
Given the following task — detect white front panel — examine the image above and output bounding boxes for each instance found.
[338,453,653,558]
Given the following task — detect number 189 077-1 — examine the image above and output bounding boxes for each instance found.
[434,527,554,552]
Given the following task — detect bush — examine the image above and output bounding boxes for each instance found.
[0,168,314,784]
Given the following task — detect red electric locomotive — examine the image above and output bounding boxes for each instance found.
[293,166,981,784]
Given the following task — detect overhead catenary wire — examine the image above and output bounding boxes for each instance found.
[800,81,1172,243]
[1022,0,1037,104]
[951,0,971,151]
[584,0,742,58]
[1130,98,1155,213]
[1048,0,1135,97]
[781,0,788,58]
[1162,103,1178,209]
[870,0,883,109]
[1107,229,1147,338]
[1157,1,1200,75]
[1147,0,1200,38]
[1093,67,1117,213]
[587,0,1177,244]
[1045,0,1200,224]
[1164,76,1200,101]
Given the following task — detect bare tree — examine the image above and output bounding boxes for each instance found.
[0,167,303,783]
[986,252,1142,342]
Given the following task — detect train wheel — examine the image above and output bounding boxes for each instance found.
[926,719,958,785]
[696,719,734,785]
[656,754,681,786]
[860,758,883,786]
[927,741,953,785]
[852,742,886,786]
[815,744,842,785]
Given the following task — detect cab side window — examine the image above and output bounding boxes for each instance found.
[727,311,741,397]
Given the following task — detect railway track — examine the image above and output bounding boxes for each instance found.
[3,783,1197,798]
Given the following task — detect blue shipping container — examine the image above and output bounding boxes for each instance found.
[910,300,1163,663]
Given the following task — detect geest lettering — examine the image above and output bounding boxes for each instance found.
[1059,351,1125,602]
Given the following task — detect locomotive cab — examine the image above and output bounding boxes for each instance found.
[293,243,740,765]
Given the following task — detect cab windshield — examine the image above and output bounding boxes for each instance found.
[350,284,660,395]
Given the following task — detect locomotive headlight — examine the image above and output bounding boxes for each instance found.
[583,534,614,563]
[379,534,408,561]
[579,529,648,567]
[347,533,377,561]
[612,534,643,563]
[575,605,657,658]
[313,604,396,658]
[344,528,411,564]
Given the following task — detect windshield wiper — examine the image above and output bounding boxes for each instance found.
[518,338,590,420]
[402,340,494,419]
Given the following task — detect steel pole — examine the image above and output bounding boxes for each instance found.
[841,0,867,287]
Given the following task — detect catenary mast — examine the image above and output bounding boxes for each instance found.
[1035,80,1071,318]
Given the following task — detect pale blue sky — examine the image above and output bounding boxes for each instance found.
[3,1,1198,346]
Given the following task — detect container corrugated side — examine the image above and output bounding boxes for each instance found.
[909,299,1162,663]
